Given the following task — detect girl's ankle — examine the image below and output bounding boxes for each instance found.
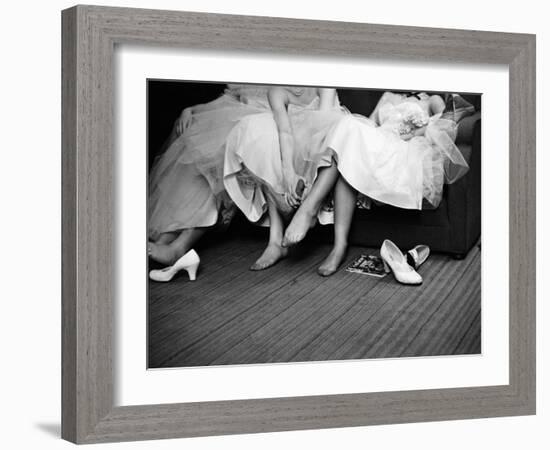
[333,242,348,252]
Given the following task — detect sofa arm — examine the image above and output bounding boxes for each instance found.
[456,111,481,145]
[445,118,482,256]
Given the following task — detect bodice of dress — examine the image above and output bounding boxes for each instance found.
[225,84,271,108]
[286,87,318,105]
[287,87,340,113]
[226,84,339,111]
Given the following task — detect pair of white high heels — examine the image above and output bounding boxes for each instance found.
[380,239,430,285]
[149,249,200,282]
[148,241,429,284]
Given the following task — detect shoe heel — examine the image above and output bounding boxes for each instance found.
[185,262,199,281]
[382,259,391,274]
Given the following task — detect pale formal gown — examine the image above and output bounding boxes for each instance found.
[324,91,470,211]
[223,87,346,225]
[148,84,271,240]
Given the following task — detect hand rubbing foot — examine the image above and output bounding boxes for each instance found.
[282,209,316,247]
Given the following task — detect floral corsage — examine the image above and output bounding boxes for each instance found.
[398,111,429,136]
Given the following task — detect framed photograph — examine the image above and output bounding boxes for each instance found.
[62,4,536,444]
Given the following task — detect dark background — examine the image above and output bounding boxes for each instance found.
[147,80,481,168]
[147,81,225,168]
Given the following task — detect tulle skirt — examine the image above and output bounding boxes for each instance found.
[223,101,346,225]
[148,92,269,239]
[324,113,469,211]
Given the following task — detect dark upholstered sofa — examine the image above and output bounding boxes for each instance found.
[312,89,481,258]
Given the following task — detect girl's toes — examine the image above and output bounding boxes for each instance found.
[317,265,337,277]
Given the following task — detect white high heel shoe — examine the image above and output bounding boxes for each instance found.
[380,240,422,285]
[406,245,430,270]
[149,249,200,282]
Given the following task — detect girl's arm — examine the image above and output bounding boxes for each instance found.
[318,88,337,111]
[428,94,445,115]
[175,95,227,136]
[268,87,304,206]
[175,106,194,136]
[268,87,294,173]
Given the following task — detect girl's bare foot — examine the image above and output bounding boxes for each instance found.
[317,244,347,277]
[148,242,178,265]
[250,243,289,271]
[282,207,316,247]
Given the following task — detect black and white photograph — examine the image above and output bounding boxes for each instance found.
[146,81,482,368]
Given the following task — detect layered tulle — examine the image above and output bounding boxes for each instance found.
[223,95,346,225]
[324,93,470,211]
[149,88,471,238]
[148,86,270,239]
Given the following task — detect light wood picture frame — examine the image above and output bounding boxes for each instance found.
[61,4,536,444]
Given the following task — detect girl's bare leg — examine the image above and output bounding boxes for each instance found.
[148,227,208,265]
[250,194,289,270]
[153,232,178,245]
[318,176,357,276]
[282,163,339,247]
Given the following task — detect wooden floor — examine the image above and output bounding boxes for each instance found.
[148,235,481,368]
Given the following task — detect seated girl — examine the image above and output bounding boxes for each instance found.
[281,91,471,276]
[223,86,346,270]
[148,84,276,266]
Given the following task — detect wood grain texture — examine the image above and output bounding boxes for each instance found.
[61,4,536,443]
[148,238,481,368]
[62,5,114,442]
[61,7,77,442]
[508,35,536,411]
